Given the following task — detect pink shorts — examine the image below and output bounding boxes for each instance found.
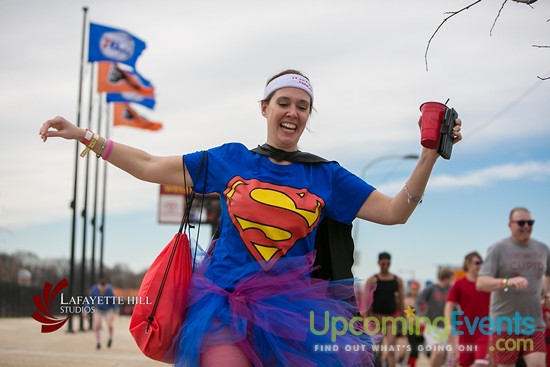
[490,330,545,365]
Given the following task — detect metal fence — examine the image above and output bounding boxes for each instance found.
[0,282,62,317]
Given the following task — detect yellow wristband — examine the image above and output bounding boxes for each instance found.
[80,133,99,158]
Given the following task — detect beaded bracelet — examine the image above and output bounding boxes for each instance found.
[96,138,108,158]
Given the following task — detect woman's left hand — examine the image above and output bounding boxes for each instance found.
[452,118,463,145]
[418,117,462,160]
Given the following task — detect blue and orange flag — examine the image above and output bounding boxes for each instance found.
[88,23,146,68]
[97,62,154,97]
[113,103,162,131]
[106,92,155,110]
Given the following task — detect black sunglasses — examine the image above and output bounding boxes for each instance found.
[474,260,483,265]
[512,220,535,227]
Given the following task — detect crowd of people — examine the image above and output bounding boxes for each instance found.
[83,205,547,367]
[361,207,549,367]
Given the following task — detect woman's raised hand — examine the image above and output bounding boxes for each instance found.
[39,116,84,142]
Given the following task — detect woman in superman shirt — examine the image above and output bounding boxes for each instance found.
[40,69,462,367]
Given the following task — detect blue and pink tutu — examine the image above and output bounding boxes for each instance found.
[174,252,379,366]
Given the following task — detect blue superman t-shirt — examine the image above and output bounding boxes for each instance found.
[184,143,375,281]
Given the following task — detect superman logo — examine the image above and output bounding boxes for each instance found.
[223,177,325,270]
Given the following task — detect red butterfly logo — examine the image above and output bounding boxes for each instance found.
[31,279,69,333]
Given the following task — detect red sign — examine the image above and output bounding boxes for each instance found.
[158,185,220,225]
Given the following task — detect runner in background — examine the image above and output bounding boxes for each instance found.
[88,279,117,350]
[404,280,425,367]
[444,251,490,367]
[364,252,405,367]
[417,268,454,367]
[478,207,550,367]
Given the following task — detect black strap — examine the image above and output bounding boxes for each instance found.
[180,152,207,234]
[251,144,331,164]
[146,152,208,332]
[191,152,208,269]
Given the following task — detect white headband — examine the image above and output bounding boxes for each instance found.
[263,74,314,103]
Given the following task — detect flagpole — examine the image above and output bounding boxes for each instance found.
[99,101,110,280]
[91,91,103,297]
[68,6,88,334]
[79,60,94,332]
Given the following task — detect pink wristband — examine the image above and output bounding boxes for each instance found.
[102,140,114,160]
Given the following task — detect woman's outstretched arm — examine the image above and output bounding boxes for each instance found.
[40,116,190,186]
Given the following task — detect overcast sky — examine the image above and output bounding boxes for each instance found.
[1,0,549,286]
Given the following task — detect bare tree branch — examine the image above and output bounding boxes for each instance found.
[425,0,483,71]
[490,0,509,36]
[514,1,537,9]
[426,0,545,80]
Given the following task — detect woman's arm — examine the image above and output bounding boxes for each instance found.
[356,147,437,225]
[40,116,191,186]
[356,118,462,225]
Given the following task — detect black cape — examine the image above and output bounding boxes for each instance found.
[250,144,356,281]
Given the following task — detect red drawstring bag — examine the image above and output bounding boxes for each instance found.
[129,153,207,363]
[129,232,193,362]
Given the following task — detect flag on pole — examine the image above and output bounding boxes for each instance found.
[88,22,146,68]
[97,62,154,97]
[106,92,156,109]
[113,103,162,131]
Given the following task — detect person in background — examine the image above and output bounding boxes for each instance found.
[40,69,462,367]
[364,252,405,367]
[417,268,454,367]
[445,251,491,367]
[404,280,425,367]
[477,207,550,367]
[88,278,117,350]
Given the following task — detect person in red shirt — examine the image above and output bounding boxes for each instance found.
[444,251,491,367]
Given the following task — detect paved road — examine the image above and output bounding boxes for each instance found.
[0,316,431,367]
[0,316,165,367]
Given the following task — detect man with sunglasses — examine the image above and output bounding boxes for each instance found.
[445,252,491,367]
[477,207,550,367]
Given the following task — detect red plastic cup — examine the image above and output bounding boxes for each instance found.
[419,101,447,149]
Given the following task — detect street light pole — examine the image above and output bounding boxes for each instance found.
[352,153,419,246]
[358,154,420,182]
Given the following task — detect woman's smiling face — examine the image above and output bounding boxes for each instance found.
[261,87,311,151]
